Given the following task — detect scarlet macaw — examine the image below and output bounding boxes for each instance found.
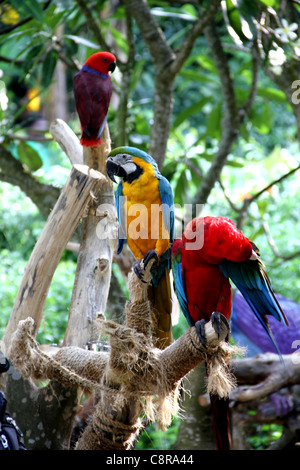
[73,51,116,147]
[171,216,287,449]
[106,146,175,348]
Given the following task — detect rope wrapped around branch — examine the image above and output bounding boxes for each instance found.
[8,269,243,449]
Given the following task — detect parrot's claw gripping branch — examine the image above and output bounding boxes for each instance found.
[143,249,159,268]
[211,312,230,339]
[195,313,230,348]
[8,269,242,450]
[133,251,158,286]
[133,260,147,284]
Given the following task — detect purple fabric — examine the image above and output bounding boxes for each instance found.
[231,291,300,355]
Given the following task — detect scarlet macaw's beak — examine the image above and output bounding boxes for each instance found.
[106,153,138,183]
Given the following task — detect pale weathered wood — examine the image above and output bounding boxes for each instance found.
[49,118,83,165]
[63,125,119,347]
[1,164,106,353]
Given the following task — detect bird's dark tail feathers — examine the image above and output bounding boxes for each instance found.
[148,268,173,349]
[80,132,102,147]
[205,360,231,450]
[210,394,231,450]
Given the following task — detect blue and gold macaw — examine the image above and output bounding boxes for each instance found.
[106,146,175,348]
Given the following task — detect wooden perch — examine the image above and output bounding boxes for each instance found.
[0,120,118,450]
[63,124,118,348]
[8,264,240,450]
[230,352,300,403]
[1,164,106,354]
[50,118,83,165]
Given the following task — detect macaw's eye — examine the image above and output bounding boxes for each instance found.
[103,58,108,62]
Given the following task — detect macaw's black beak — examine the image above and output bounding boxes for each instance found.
[106,157,119,183]
[109,61,116,73]
[106,154,138,183]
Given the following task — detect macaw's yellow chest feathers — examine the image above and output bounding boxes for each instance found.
[122,157,159,203]
[122,157,169,259]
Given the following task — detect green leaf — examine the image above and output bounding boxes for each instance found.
[257,0,275,6]
[206,103,222,138]
[23,44,45,72]
[197,152,214,162]
[172,97,211,129]
[179,69,218,84]
[236,0,258,40]
[223,0,257,44]
[167,26,190,47]
[174,170,188,205]
[20,0,44,23]
[17,142,43,172]
[226,158,245,168]
[240,123,250,141]
[150,7,196,22]
[257,87,287,103]
[41,49,58,88]
[223,0,243,43]
[44,5,68,30]
[64,35,99,50]
[109,27,128,55]
[250,104,273,134]
[257,199,269,217]
[130,59,146,94]
[197,55,217,74]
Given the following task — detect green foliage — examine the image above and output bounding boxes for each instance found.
[17,141,43,171]
[247,423,283,450]
[135,418,181,451]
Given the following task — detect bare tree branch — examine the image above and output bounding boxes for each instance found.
[74,0,112,54]
[236,163,300,228]
[192,20,239,206]
[124,0,222,168]
[262,220,300,261]
[239,44,260,120]
[230,353,300,403]
[0,145,60,218]
[170,0,221,76]
[114,9,135,146]
[123,0,175,70]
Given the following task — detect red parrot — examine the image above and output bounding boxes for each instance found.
[73,51,116,147]
[171,216,288,450]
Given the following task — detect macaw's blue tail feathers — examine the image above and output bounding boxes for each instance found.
[220,257,288,362]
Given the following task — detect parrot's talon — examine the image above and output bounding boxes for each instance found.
[195,319,207,348]
[133,260,147,284]
[211,311,230,338]
[143,249,159,269]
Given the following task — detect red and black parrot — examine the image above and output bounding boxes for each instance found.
[73,51,116,147]
[171,216,288,450]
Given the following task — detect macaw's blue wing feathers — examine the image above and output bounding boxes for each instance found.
[148,174,175,286]
[158,175,175,245]
[115,181,126,254]
[220,257,288,357]
[171,243,192,327]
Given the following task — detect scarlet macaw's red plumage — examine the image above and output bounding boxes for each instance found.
[171,216,288,450]
[73,51,116,147]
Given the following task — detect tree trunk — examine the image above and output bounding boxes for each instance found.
[173,363,216,450]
